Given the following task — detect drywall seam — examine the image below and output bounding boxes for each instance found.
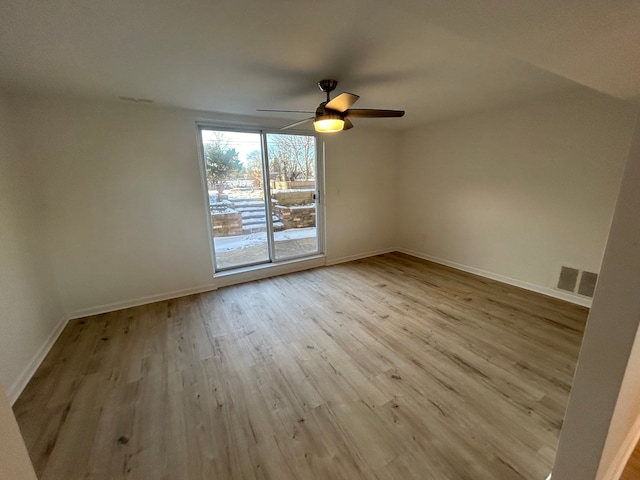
[599,413,640,480]
[398,248,592,308]
[325,248,397,266]
[6,314,68,405]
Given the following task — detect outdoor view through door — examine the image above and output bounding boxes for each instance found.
[199,128,322,272]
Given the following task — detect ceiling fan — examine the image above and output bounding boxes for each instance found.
[258,79,405,133]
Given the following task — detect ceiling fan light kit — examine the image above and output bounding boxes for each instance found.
[258,79,405,133]
[314,116,345,133]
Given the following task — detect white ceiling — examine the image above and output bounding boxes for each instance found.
[0,0,638,129]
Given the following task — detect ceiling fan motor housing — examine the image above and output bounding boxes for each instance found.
[318,79,338,93]
[315,102,343,120]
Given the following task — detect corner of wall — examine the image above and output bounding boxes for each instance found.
[6,314,68,405]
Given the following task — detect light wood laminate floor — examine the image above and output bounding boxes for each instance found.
[622,441,640,479]
[14,253,588,479]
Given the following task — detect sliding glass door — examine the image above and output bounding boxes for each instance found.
[199,127,322,272]
[266,133,319,260]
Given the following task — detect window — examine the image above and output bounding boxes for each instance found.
[198,126,323,272]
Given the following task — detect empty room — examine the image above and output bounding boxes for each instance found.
[1,1,640,480]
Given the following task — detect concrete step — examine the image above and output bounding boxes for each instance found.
[235,206,266,213]
[243,219,266,227]
[235,207,266,213]
[234,203,265,208]
[241,211,268,219]
[242,215,279,226]
[231,200,265,207]
[242,221,284,234]
[242,225,266,234]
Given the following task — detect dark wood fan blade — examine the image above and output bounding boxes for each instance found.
[325,93,360,112]
[257,109,315,114]
[345,109,405,118]
[343,118,354,130]
[281,117,314,130]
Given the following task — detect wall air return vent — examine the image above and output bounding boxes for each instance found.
[578,271,598,297]
[557,266,598,298]
[557,266,579,292]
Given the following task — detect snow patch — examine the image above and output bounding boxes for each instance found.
[214,227,316,251]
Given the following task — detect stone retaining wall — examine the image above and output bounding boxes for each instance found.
[270,189,314,206]
[272,180,315,190]
[274,205,316,229]
[211,209,243,236]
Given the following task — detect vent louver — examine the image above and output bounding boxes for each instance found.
[578,271,598,297]
[557,266,598,298]
[557,267,579,292]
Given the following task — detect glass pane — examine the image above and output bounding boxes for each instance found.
[202,130,269,270]
[266,133,319,260]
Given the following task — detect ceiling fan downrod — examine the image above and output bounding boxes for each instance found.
[318,79,338,102]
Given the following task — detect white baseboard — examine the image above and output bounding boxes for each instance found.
[397,248,592,308]
[7,314,69,405]
[325,247,396,266]
[12,248,587,406]
[68,283,218,320]
[68,257,330,319]
[65,251,397,320]
[598,413,640,480]
[10,258,329,403]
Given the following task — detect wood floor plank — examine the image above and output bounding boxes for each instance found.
[13,253,588,479]
[622,439,640,479]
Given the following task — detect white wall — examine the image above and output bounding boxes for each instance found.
[2,86,640,479]
[398,88,637,303]
[324,128,400,263]
[0,92,66,401]
[597,324,640,479]
[13,95,217,317]
[8,93,399,318]
[552,114,640,480]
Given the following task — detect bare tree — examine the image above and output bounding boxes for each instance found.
[267,134,315,181]
[245,149,264,187]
